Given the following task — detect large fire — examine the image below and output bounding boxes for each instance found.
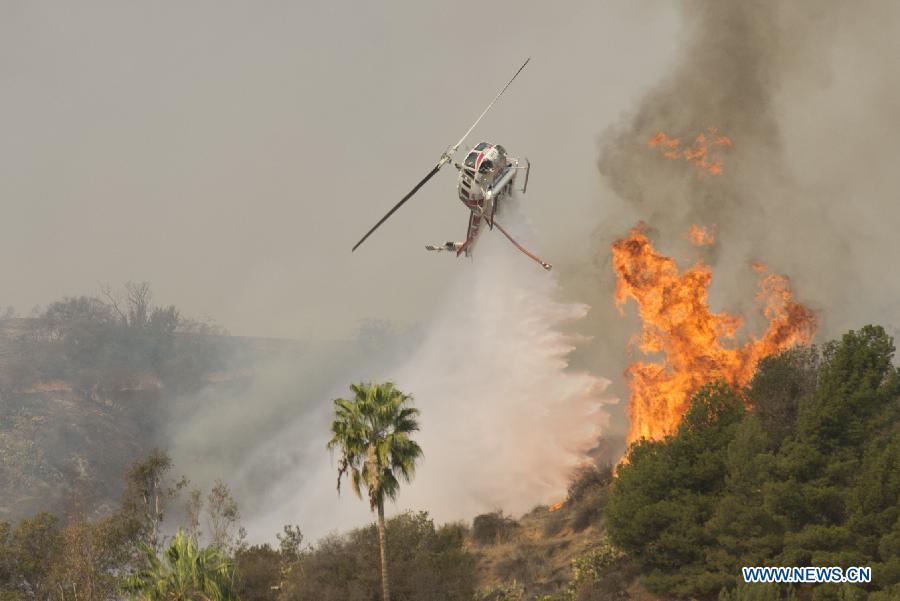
[612,224,816,443]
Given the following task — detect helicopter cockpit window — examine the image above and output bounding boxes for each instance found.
[478,159,494,173]
[464,152,478,168]
[474,142,491,151]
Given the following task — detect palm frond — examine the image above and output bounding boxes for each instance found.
[327,381,423,510]
[121,530,237,600]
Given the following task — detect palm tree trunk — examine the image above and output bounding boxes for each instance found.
[377,499,390,601]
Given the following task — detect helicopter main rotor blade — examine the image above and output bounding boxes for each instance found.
[351,164,442,252]
[351,57,529,253]
[447,57,530,157]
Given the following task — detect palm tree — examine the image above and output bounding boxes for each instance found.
[122,530,237,601]
[327,382,423,601]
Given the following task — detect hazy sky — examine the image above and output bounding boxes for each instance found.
[1,1,679,339]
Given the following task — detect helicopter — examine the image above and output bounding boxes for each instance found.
[351,58,552,271]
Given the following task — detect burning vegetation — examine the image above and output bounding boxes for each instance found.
[612,224,817,443]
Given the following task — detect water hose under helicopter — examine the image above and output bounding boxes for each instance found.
[491,219,553,271]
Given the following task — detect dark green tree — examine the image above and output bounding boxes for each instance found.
[607,382,745,597]
[706,414,782,576]
[748,346,819,451]
[608,328,900,599]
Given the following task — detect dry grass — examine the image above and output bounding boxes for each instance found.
[470,499,608,598]
[468,470,660,601]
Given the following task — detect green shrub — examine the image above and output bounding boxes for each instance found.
[283,511,477,601]
[538,542,628,601]
[472,511,519,545]
[474,580,525,601]
[567,464,612,504]
[570,542,625,587]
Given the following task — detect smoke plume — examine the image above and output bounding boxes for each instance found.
[565,0,900,449]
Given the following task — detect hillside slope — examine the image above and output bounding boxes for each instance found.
[464,469,661,601]
[0,317,317,522]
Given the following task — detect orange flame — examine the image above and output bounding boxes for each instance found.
[612,224,816,443]
[648,128,733,175]
[548,500,565,513]
[687,224,716,247]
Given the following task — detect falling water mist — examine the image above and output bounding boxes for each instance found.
[388,204,614,519]
[171,201,615,542]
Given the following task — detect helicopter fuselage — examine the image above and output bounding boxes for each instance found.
[458,142,513,204]
[454,141,519,255]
